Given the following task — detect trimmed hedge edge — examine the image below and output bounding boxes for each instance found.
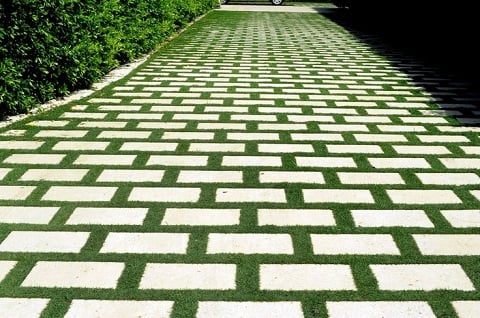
[0,0,219,118]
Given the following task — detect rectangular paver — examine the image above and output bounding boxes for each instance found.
[100,233,189,254]
[260,264,355,291]
[0,186,36,200]
[66,208,148,225]
[65,300,174,318]
[207,233,293,254]
[387,190,461,204]
[303,189,374,204]
[197,302,303,318]
[42,186,116,202]
[0,298,50,318]
[22,261,125,288]
[326,301,435,318]
[0,206,59,224]
[0,231,89,253]
[311,234,400,255]
[216,188,286,203]
[129,187,201,202]
[413,234,480,255]
[139,263,236,290]
[161,208,240,226]
[352,209,434,227]
[370,264,475,291]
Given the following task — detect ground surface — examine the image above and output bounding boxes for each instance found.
[0,5,480,318]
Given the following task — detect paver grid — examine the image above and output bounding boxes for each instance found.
[0,7,479,318]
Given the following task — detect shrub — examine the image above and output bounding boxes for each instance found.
[0,0,218,118]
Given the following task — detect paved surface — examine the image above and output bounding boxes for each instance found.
[1,6,480,318]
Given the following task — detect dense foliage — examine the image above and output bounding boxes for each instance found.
[0,0,217,117]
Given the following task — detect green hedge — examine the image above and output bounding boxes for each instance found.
[0,0,218,118]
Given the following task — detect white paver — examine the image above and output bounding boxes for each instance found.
[65,300,174,318]
[370,264,475,291]
[417,135,470,143]
[0,206,59,224]
[258,209,335,226]
[367,157,431,169]
[296,157,357,168]
[97,169,164,182]
[413,234,480,255]
[260,264,355,291]
[189,143,245,152]
[387,190,461,204]
[258,143,314,153]
[120,142,177,152]
[0,231,89,253]
[100,232,189,254]
[177,170,243,183]
[291,133,343,141]
[162,131,214,140]
[338,172,404,185]
[97,131,151,139]
[22,261,125,288]
[441,210,480,228]
[352,210,434,227]
[472,190,480,201]
[67,207,148,225]
[416,173,480,185]
[147,155,208,166]
[3,154,65,164]
[439,158,480,169]
[0,298,50,318]
[311,234,400,255]
[0,261,16,282]
[20,169,88,181]
[326,301,436,318]
[393,145,451,155]
[461,146,480,155]
[227,132,279,141]
[139,263,236,290]
[354,133,408,142]
[78,121,127,128]
[74,154,136,166]
[0,141,44,149]
[35,130,88,138]
[0,186,36,200]
[260,171,324,184]
[53,141,109,151]
[42,186,116,202]
[161,208,240,226]
[216,188,286,203]
[129,187,201,202]
[327,144,383,154]
[197,302,304,318]
[207,233,293,254]
[303,189,374,204]
[452,301,480,318]
[0,168,11,180]
[222,156,282,167]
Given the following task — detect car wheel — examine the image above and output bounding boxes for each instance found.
[221,0,229,4]
[271,0,283,5]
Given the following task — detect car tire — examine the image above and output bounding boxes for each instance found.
[271,0,284,5]
[221,0,229,4]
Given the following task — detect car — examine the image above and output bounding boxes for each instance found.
[221,0,285,5]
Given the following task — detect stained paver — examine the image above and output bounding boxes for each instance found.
[1,5,479,317]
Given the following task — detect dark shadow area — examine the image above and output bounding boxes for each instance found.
[322,2,480,125]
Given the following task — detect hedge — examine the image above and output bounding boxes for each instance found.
[0,0,218,118]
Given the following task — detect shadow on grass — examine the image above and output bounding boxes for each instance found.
[321,4,480,126]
